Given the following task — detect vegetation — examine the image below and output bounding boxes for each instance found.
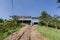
[57,0,60,3]
[0,18,3,23]
[0,15,25,40]
[57,0,60,8]
[38,11,60,29]
[38,11,60,40]
[37,26,60,40]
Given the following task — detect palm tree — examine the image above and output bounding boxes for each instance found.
[57,0,60,3]
[39,11,52,27]
[57,0,60,8]
[39,11,47,26]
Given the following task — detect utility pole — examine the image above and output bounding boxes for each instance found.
[12,0,13,14]
[10,0,14,40]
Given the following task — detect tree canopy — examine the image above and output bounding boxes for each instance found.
[0,18,3,23]
[57,0,60,3]
[39,11,60,29]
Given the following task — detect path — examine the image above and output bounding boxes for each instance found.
[4,25,49,40]
[31,26,49,40]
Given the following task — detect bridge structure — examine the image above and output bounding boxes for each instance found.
[17,16,39,25]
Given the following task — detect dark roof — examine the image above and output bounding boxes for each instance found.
[17,16,38,19]
[17,16,31,18]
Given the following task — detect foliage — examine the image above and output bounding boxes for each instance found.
[0,15,25,40]
[38,11,60,29]
[39,11,52,27]
[10,15,19,25]
[57,0,60,3]
[57,0,60,8]
[0,18,3,23]
[37,26,60,40]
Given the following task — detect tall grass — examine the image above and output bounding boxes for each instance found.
[0,23,25,40]
[37,26,60,40]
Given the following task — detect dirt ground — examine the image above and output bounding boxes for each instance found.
[4,25,49,40]
[31,26,49,40]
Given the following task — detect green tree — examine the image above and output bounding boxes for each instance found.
[57,0,60,3]
[53,15,60,29]
[39,11,47,26]
[39,11,52,27]
[0,18,3,23]
[10,15,19,25]
[57,0,60,8]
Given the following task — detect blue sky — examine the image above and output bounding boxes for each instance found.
[0,0,60,19]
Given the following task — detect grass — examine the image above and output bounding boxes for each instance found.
[37,26,60,40]
[0,23,25,40]
[0,28,20,40]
